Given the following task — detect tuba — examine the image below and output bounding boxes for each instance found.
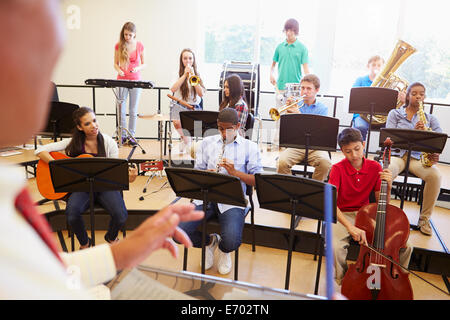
[360,40,417,125]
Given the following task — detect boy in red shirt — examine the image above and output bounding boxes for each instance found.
[328,128,412,285]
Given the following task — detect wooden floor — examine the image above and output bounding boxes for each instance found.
[19,139,450,299]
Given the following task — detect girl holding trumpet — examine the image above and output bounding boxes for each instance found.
[276,74,332,182]
[170,48,206,154]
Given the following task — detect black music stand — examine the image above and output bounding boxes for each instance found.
[280,114,339,178]
[255,173,336,292]
[41,101,79,142]
[349,87,398,158]
[179,111,219,138]
[49,158,129,246]
[379,128,447,227]
[165,167,246,299]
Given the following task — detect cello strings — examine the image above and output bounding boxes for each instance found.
[364,244,450,296]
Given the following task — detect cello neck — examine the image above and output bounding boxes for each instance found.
[373,146,391,251]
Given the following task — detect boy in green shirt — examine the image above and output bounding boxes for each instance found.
[270,18,310,92]
[269,18,310,151]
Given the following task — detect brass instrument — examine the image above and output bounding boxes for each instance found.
[269,97,305,121]
[361,40,417,125]
[188,66,201,86]
[417,101,434,167]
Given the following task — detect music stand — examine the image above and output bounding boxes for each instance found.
[41,101,79,142]
[49,158,129,245]
[165,167,246,299]
[379,128,447,226]
[179,111,219,139]
[255,173,337,292]
[280,114,339,178]
[349,87,398,158]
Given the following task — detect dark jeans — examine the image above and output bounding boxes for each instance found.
[352,115,369,141]
[178,203,246,253]
[65,191,128,246]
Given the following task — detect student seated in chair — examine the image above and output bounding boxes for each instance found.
[35,107,138,249]
[328,128,412,286]
[177,108,263,275]
[276,74,331,182]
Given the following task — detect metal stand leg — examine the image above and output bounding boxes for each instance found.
[113,87,146,154]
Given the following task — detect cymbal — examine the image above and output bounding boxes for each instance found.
[139,113,171,121]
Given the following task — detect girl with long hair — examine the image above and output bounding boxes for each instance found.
[114,22,146,145]
[219,73,248,136]
[170,48,206,153]
[36,107,137,249]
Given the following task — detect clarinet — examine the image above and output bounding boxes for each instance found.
[216,140,226,172]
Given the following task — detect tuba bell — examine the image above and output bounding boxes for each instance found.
[360,40,417,125]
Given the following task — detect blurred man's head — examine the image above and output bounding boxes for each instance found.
[0,0,64,147]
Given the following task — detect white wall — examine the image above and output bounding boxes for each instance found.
[55,0,203,139]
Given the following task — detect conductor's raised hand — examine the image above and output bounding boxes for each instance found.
[110,203,204,270]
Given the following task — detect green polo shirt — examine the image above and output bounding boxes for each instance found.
[273,39,309,91]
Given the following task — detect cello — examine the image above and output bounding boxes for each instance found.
[341,137,413,300]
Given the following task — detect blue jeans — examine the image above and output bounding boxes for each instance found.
[352,115,369,141]
[65,191,128,245]
[117,87,142,136]
[178,203,246,253]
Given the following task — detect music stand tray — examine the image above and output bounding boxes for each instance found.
[165,167,246,299]
[179,111,219,139]
[379,128,447,224]
[280,114,339,177]
[349,87,398,157]
[49,157,129,245]
[255,173,336,291]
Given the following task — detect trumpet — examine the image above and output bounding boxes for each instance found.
[189,73,200,86]
[269,96,305,121]
[187,65,201,86]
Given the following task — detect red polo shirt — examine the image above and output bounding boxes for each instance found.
[328,158,382,212]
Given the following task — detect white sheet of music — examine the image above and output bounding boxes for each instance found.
[110,268,196,300]
[87,284,111,300]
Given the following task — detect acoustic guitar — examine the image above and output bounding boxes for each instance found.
[36,151,93,200]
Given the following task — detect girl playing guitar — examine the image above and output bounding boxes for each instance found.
[36,107,137,249]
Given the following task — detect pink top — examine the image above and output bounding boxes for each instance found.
[115,41,144,81]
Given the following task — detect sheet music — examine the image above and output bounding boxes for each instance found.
[87,284,111,300]
[110,268,196,300]
[0,150,22,157]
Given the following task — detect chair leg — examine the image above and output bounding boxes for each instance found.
[57,230,68,253]
[183,247,188,271]
[314,221,322,261]
[234,249,239,281]
[251,208,256,252]
[70,229,75,252]
[314,237,324,295]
